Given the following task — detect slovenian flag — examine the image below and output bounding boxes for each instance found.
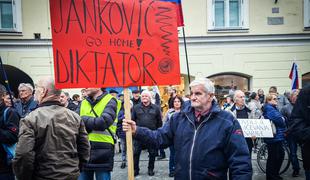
[160,0,184,27]
[289,62,299,90]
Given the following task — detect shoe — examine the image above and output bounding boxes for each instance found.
[120,162,126,169]
[148,169,155,176]
[134,171,139,177]
[169,172,175,177]
[292,170,299,177]
[157,156,166,160]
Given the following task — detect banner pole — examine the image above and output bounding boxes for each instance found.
[182,26,191,85]
[0,56,14,106]
[124,88,134,180]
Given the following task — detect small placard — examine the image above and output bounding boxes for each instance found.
[268,17,284,25]
[237,119,274,138]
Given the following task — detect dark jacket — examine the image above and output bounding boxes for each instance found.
[289,85,310,143]
[77,92,118,171]
[12,101,90,180]
[263,103,286,144]
[132,103,162,130]
[134,101,252,180]
[14,96,37,118]
[0,104,19,174]
[116,103,125,139]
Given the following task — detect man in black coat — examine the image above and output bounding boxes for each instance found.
[131,90,162,177]
[290,85,310,180]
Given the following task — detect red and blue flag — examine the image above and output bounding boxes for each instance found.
[160,0,184,27]
[289,62,299,90]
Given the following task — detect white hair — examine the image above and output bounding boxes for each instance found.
[18,83,34,92]
[189,78,215,94]
[233,90,244,102]
[141,90,152,98]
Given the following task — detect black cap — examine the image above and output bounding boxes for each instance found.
[132,89,140,94]
[109,89,118,94]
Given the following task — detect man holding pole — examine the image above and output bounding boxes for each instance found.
[123,78,252,180]
[77,88,119,180]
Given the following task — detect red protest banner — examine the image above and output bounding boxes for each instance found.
[49,0,181,89]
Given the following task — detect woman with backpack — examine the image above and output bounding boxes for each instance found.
[0,84,19,179]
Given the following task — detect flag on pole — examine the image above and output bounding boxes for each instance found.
[160,0,184,27]
[289,62,299,90]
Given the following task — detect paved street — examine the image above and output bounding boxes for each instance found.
[112,149,305,180]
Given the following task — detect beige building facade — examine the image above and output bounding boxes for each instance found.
[0,0,310,96]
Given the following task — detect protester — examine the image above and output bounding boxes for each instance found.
[116,101,126,169]
[60,91,78,111]
[2,92,14,107]
[269,86,289,111]
[77,88,119,180]
[263,93,286,180]
[131,90,162,176]
[72,94,81,105]
[222,94,234,110]
[290,85,310,180]
[12,77,90,179]
[15,83,37,118]
[228,90,255,157]
[248,92,263,119]
[109,89,118,98]
[281,89,300,177]
[123,78,252,180]
[167,87,177,109]
[163,95,184,177]
[131,89,141,107]
[257,89,265,105]
[0,85,19,180]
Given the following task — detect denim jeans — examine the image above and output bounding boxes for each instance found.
[120,138,126,162]
[169,145,175,173]
[0,172,14,180]
[79,170,111,180]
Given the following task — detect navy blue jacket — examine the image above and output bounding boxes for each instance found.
[14,97,37,118]
[263,103,286,143]
[134,101,252,180]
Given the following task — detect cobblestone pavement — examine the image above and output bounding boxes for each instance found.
[111,149,305,180]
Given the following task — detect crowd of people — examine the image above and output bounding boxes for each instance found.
[0,77,309,180]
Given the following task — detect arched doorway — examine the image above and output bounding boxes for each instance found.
[207,73,251,105]
[0,65,34,97]
[302,72,310,88]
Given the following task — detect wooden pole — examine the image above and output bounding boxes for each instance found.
[124,88,134,180]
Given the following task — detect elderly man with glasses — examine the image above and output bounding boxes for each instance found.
[14,83,37,118]
[123,78,252,180]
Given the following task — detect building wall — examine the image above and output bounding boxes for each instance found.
[0,0,310,95]
[179,37,310,93]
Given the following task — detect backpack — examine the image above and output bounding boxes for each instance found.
[2,107,16,165]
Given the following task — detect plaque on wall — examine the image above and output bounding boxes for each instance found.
[268,17,284,25]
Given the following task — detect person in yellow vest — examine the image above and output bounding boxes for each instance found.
[77,88,120,180]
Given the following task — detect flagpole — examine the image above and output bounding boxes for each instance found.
[0,56,14,106]
[181,26,191,85]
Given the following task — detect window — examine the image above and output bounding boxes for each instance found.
[305,0,310,28]
[0,0,22,33]
[207,0,249,30]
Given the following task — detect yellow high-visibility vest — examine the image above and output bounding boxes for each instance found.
[80,94,121,145]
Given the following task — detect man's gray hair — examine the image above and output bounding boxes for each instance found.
[38,77,62,96]
[141,89,152,97]
[18,83,34,92]
[233,90,244,102]
[189,78,215,94]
